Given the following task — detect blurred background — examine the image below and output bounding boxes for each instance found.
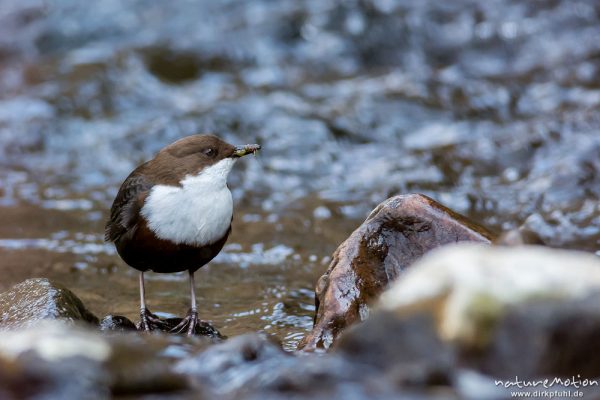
[0,0,599,349]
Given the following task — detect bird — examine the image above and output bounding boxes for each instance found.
[105,134,260,335]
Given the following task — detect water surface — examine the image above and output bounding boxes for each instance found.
[1,0,599,349]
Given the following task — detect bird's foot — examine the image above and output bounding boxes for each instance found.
[137,308,169,332]
[169,308,199,336]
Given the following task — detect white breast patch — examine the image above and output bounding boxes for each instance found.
[140,158,236,246]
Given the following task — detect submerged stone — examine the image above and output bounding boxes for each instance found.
[99,315,137,332]
[299,194,493,351]
[0,278,99,329]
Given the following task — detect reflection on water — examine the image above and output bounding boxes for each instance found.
[1,0,600,348]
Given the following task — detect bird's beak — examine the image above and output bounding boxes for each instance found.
[232,144,261,157]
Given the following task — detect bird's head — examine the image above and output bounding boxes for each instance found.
[152,134,260,185]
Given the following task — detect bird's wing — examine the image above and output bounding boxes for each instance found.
[105,165,154,243]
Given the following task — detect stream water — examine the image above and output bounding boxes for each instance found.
[1,0,599,350]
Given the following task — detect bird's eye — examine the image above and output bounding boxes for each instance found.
[203,148,216,157]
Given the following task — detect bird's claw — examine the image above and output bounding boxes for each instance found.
[137,308,169,331]
[169,308,199,336]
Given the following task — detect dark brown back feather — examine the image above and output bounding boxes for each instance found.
[105,163,154,243]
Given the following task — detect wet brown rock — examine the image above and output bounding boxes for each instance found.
[0,278,99,329]
[298,194,494,351]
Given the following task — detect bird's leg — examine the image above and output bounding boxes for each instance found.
[138,271,152,331]
[137,271,165,331]
[170,270,199,336]
[187,270,199,336]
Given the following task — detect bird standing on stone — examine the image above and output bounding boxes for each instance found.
[105,134,260,335]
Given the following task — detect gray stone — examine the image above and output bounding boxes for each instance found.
[177,333,461,399]
[0,278,99,329]
[99,315,137,332]
[0,321,205,399]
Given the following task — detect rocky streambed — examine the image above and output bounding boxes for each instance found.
[1,0,600,398]
[2,195,600,399]
[1,0,600,348]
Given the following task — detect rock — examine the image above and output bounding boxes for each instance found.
[99,315,137,332]
[0,322,112,399]
[133,314,226,339]
[333,312,507,399]
[378,244,600,378]
[0,278,99,329]
[298,194,494,350]
[106,332,199,396]
[334,312,454,387]
[0,312,498,400]
[379,244,600,348]
[177,333,465,399]
[0,278,225,340]
[176,334,291,394]
[0,356,51,400]
[160,317,226,339]
[480,294,600,379]
[0,321,208,399]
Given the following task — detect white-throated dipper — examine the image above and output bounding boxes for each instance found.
[105,134,260,335]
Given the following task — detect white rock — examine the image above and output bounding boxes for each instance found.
[0,321,111,362]
[378,243,600,348]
